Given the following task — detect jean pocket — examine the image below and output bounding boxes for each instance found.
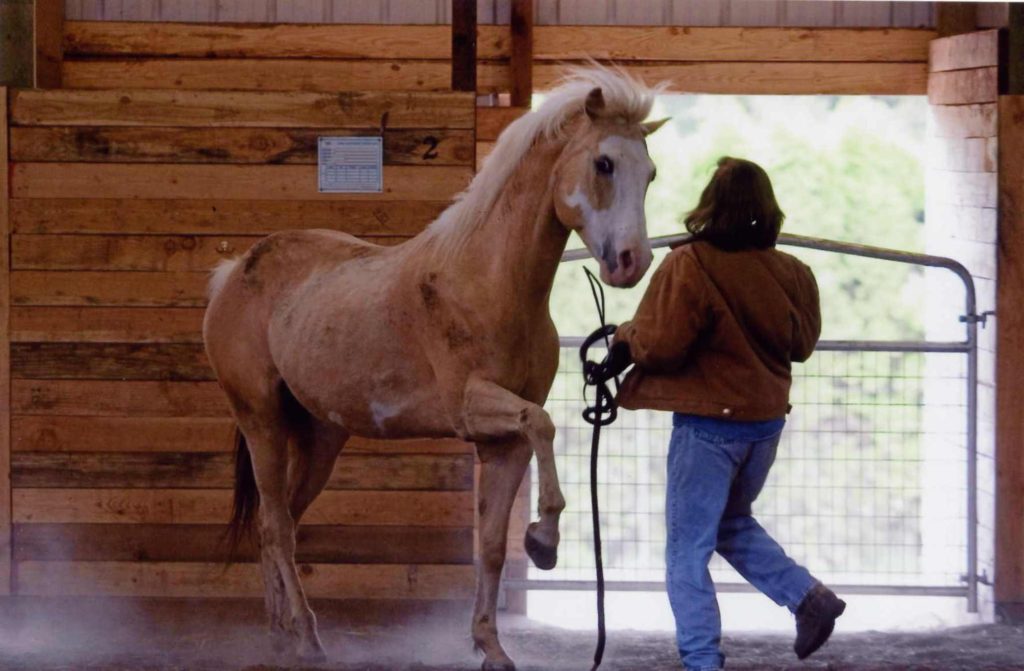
[690,427,733,445]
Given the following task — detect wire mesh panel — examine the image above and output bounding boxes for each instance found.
[529,344,969,591]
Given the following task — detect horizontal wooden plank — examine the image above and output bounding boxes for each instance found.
[11,307,205,343]
[929,169,998,208]
[12,380,229,416]
[13,235,261,272]
[10,127,474,166]
[64,21,503,60]
[929,103,998,139]
[476,107,527,141]
[530,26,934,62]
[929,29,1000,73]
[15,561,474,599]
[9,88,475,129]
[530,61,928,95]
[13,489,474,526]
[13,523,474,564]
[928,67,999,105]
[13,416,233,451]
[11,199,444,236]
[64,23,934,63]
[11,452,474,491]
[61,58,508,94]
[56,59,925,95]
[12,342,213,381]
[12,234,401,272]
[12,271,209,307]
[12,415,472,455]
[12,163,473,201]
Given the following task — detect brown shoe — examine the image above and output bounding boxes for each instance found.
[794,584,846,660]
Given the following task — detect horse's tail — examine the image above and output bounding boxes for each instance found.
[225,426,259,562]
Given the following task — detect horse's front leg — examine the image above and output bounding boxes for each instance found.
[473,439,533,671]
[460,377,567,671]
[461,377,566,569]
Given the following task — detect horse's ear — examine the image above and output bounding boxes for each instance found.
[641,118,671,136]
[585,87,606,121]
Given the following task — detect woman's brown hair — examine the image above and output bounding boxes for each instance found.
[684,157,785,251]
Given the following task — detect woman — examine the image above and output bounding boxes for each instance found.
[603,157,845,670]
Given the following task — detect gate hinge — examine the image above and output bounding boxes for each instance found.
[960,311,996,327]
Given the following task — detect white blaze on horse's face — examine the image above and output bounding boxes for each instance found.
[553,87,666,288]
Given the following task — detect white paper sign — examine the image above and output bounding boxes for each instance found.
[318,136,383,193]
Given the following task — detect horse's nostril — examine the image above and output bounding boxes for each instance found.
[619,250,634,272]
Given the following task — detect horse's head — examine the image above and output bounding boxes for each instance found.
[552,87,669,288]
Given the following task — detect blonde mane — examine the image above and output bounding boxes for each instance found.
[424,65,664,248]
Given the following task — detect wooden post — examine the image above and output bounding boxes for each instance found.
[1008,4,1024,95]
[33,0,63,88]
[936,2,976,37]
[996,5,1024,624]
[0,87,11,594]
[0,1,32,87]
[451,0,477,93]
[510,0,533,107]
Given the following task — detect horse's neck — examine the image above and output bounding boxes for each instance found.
[440,135,570,307]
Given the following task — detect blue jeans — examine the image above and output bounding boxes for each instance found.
[666,413,816,671]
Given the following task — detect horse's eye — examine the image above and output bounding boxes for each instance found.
[594,156,614,176]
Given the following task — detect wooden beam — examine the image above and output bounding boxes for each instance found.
[12,488,474,526]
[0,1,32,87]
[996,95,1024,621]
[0,87,11,595]
[32,0,62,88]
[510,0,533,107]
[451,0,477,92]
[14,561,475,599]
[9,89,476,129]
[936,2,977,37]
[1008,4,1024,95]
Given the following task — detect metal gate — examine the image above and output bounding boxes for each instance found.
[505,233,982,612]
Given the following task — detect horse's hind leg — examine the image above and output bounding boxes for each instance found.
[238,406,326,661]
[289,419,348,523]
[474,440,533,671]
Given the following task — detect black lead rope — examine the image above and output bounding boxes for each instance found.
[580,267,621,671]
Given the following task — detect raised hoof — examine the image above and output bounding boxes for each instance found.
[524,523,557,571]
[482,659,516,671]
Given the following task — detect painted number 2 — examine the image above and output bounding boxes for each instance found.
[422,136,439,160]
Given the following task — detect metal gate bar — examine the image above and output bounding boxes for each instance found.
[504,233,981,612]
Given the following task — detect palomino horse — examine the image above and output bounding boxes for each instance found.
[203,66,666,670]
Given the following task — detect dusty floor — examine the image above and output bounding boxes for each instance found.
[0,603,1021,671]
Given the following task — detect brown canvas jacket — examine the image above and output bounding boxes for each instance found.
[613,240,821,421]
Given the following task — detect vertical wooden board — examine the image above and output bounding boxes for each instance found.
[835,1,892,27]
[670,0,724,26]
[33,0,63,88]
[558,0,609,25]
[0,88,11,594]
[535,0,558,25]
[274,0,329,22]
[976,2,1009,28]
[781,0,835,27]
[214,0,275,22]
[612,0,666,25]
[996,95,1024,605]
[388,0,440,23]
[727,0,781,26]
[77,0,102,21]
[158,0,217,21]
[891,1,933,28]
[330,0,385,22]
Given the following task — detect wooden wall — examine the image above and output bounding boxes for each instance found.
[58,20,935,96]
[925,28,1001,613]
[3,86,480,607]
